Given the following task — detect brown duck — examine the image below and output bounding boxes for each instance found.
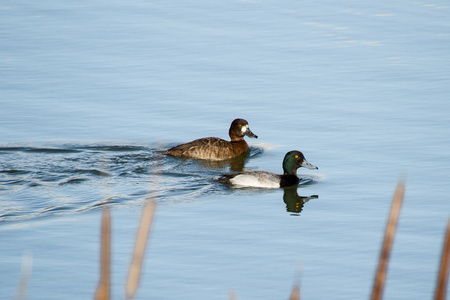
[164,118,258,161]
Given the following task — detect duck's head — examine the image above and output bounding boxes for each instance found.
[229,119,258,140]
[282,150,318,175]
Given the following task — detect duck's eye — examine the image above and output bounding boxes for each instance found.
[294,155,299,158]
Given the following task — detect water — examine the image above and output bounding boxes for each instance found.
[1,1,449,299]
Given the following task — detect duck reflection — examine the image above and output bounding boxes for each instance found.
[198,146,264,171]
[198,152,248,171]
[283,187,318,215]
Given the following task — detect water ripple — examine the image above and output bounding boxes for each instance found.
[0,144,263,225]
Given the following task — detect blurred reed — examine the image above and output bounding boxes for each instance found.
[434,219,450,300]
[370,180,405,300]
[94,206,111,300]
[125,199,156,300]
[288,284,300,300]
[228,289,238,300]
[13,252,33,300]
[94,160,112,300]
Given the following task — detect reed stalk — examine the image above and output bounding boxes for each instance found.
[434,218,450,300]
[228,289,238,300]
[13,252,33,300]
[288,284,300,300]
[94,206,111,300]
[125,199,157,300]
[370,181,405,300]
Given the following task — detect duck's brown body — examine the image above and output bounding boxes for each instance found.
[165,138,249,161]
[164,119,257,161]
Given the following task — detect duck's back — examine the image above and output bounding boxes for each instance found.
[165,137,248,160]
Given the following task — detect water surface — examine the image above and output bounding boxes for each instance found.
[1,0,449,299]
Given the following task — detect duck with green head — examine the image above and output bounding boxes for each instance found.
[215,150,318,188]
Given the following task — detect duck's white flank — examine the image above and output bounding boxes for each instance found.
[229,171,281,188]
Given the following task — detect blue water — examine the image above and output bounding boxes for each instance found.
[1,1,449,299]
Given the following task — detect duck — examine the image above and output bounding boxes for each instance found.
[164,118,258,161]
[215,150,318,188]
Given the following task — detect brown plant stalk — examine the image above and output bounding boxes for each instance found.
[125,199,157,300]
[94,206,111,300]
[370,181,405,300]
[434,218,450,300]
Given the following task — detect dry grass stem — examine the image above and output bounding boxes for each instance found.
[289,284,300,300]
[125,158,161,300]
[125,199,157,300]
[94,207,111,300]
[434,218,450,300]
[13,252,33,300]
[228,289,238,300]
[370,181,405,300]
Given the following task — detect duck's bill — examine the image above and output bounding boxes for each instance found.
[245,128,258,139]
[301,159,318,170]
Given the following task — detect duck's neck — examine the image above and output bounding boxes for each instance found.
[230,139,248,151]
[280,174,300,187]
[283,168,297,176]
[229,134,244,141]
